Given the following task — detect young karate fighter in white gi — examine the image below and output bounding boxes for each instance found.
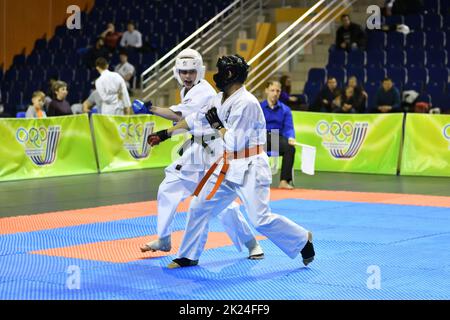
[147,54,315,268]
[134,49,264,259]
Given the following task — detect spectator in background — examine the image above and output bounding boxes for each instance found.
[332,86,356,113]
[86,37,111,68]
[114,50,135,90]
[279,75,299,106]
[100,23,122,52]
[44,77,57,111]
[120,21,143,50]
[26,91,47,118]
[311,77,341,112]
[335,14,366,51]
[260,81,296,190]
[82,90,102,114]
[347,76,367,113]
[374,78,401,113]
[48,81,73,116]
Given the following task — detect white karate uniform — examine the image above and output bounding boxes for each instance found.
[156,80,256,251]
[178,86,309,260]
[95,70,131,115]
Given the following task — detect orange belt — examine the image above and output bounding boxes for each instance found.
[193,145,264,200]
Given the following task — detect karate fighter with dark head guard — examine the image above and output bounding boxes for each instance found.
[133,49,264,259]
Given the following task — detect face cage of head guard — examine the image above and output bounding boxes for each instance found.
[173,57,206,86]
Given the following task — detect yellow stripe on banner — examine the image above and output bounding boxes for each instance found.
[275,7,350,23]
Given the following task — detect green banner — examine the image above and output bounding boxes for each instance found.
[91,114,186,173]
[401,114,450,177]
[0,114,98,182]
[291,112,403,175]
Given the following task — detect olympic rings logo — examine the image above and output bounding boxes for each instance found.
[16,127,49,148]
[316,121,354,142]
[443,124,450,141]
[118,123,145,139]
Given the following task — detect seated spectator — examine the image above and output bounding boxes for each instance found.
[279,75,299,106]
[100,23,122,52]
[347,76,367,113]
[336,14,366,51]
[332,86,357,113]
[311,77,341,112]
[25,91,47,118]
[114,50,135,90]
[47,81,73,117]
[82,89,102,114]
[260,81,296,190]
[120,21,143,49]
[85,37,111,68]
[374,78,401,113]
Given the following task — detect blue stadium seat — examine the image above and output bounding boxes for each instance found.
[426,50,447,68]
[4,68,18,82]
[407,67,428,84]
[17,68,32,83]
[426,31,446,50]
[425,81,446,101]
[364,82,379,111]
[26,52,39,66]
[386,49,405,67]
[386,32,405,50]
[346,50,365,67]
[406,32,425,50]
[441,0,450,16]
[34,38,47,52]
[423,14,442,32]
[39,53,52,66]
[423,0,440,14]
[13,54,26,67]
[327,50,346,67]
[366,31,386,50]
[404,15,423,31]
[366,67,386,83]
[404,80,424,92]
[47,37,62,51]
[53,54,67,66]
[16,112,26,118]
[386,67,407,87]
[346,66,366,84]
[416,93,432,104]
[384,15,404,25]
[406,49,426,68]
[60,68,74,82]
[308,68,327,83]
[326,67,346,85]
[428,67,449,83]
[303,81,322,104]
[366,49,385,68]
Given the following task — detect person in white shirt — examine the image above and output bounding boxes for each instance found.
[114,51,135,89]
[120,21,142,49]
[95,57,131,115]
[148,55,315,269]
[136,49,264,260]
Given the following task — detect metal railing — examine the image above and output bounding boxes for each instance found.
[140,0,267,102]
[247,0,358,92]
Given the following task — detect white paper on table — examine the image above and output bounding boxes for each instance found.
[294,142,316,175]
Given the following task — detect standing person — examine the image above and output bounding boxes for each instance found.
[260,81,296,189]
[147,55,315,269]
[335,14,366,51]
[135,49,264,259]
[47,81,73,117]
[95,57,131,115]
[120,21,143,49]
[114,50,135,90]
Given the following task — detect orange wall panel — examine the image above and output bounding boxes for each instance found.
[1,0,94,71]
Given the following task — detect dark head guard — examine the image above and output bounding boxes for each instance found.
[213,54,250,92]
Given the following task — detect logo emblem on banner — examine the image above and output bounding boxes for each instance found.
[118,122,154,159]
[316,121,368,159]
[16,126,61,166]
[443,124,450,149]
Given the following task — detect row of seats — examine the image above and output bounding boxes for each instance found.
[381,13,450,32]
[365,31,450,51]
[329,48,450,69]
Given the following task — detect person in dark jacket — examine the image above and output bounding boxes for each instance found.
[336,15,367,51]
[311,77,341,112]
[373,78,402,113]
[347,76,368,113]
[47,81,73,116]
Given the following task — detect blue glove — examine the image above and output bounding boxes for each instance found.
[132,99,153,114]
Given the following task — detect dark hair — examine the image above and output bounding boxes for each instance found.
[341,14,350,20]
[128,21,135,26]
[266,80,282,88]
[383,77,392,82]
[327,76,337,81]
[95,57,109,69]
[119,50,128,57]
[279,75,291,94]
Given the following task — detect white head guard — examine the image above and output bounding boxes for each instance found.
[173,48,205,86]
